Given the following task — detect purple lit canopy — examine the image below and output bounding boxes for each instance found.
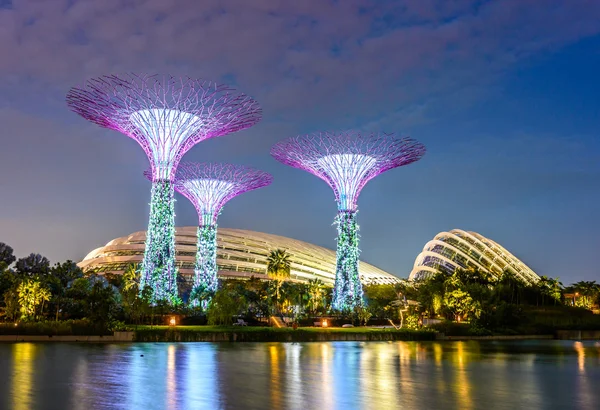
[270,131,426,211]
[170,163,273,226]
[66,74,262,181]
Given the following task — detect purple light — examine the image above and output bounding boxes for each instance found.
[270,131,425,211]
[67,74,262,303]
[172,162,273,225]
[271,130,425,311]
[66,74,262,181]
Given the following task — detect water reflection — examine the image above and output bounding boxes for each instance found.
[12,343,36,410]
[1,341,599,410]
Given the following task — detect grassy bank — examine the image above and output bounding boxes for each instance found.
[0,320,112,336]
[133,326,436,342]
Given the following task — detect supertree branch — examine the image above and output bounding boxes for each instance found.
[170,163,272,306]
[173,162,273,226]
[67,74,262,304]
[270,130,425,211]
[67,73,262,181]
[271,130,426,311]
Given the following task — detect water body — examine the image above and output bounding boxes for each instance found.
[0,340,598,410]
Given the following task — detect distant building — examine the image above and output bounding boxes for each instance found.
[409,229,540,285]
[78,227,401,286]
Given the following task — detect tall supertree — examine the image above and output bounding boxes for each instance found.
[271,131,425,311]
[66,74,261,303]
[170,162,272,306]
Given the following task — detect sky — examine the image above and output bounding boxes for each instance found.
[0,0,599,284]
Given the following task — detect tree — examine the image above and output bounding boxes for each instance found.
[17,279,51,320]
[537,276,563,306]
[307,279,327,314]
[85,277,118,330]
[266,249,291,312]
[568,281,600,309]
[0,262,17,302]
[207,287,246,325]
[4,288,19,321]
[443,273,482,321]
[47,261,84,321]
[15,253,50,277]
[0,243,16,266]
[119,264,150,325]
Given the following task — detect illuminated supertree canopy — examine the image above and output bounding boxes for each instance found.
[67,74,261,304]
[271,131,426,311]
[172,162,272,306]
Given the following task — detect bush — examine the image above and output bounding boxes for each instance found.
[0,319,114,336]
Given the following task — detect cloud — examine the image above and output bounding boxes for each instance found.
[0,0,598,123]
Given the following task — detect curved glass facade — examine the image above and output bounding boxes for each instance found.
[409,229,540,285]
[78,227,400,286]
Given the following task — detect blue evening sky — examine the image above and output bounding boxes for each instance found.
[0,1,598,284]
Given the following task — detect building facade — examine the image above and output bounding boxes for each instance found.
[78,227,401,286]
[409,229,540,284]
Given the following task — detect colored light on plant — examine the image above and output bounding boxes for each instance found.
[271,131,426,311]
[67,74,262,304]
[172,162,272,306]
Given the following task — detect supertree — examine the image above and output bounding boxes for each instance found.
[66,74,261,303]
[169,162,272,306]
[271,131,425,311]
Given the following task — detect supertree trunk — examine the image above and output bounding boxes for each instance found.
[190,224,219,307]
[140,180,179,304]
[332,210,364,311]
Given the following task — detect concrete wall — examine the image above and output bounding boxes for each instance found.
[556,330,600,340]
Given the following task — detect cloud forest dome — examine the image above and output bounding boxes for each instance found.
[409,229,540,285]
[77,228,401,286]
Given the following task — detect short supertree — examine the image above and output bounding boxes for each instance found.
[271,131,425,311]
[171,162,272,306]
[67,74,261,304]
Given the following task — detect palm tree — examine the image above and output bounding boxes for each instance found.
[307,279,326,314]
[266,249,291,311]
[122,263,140,293]
[569,281,600,309]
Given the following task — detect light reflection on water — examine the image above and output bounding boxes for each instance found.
[0,340,599,410]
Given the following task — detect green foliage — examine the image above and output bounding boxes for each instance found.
[267,249,292,311]
[404,314,420,330]
[0,243,16,266]
[354,305,372,326]
[0,319,115,336]
[15,253,50,277]
[207,287,246,325]
[306,279,327,314]
[191,224,219,307]
[17,279,51,320]
[140,180,178,304]
[332,211,363,311]
[363,284,396,317]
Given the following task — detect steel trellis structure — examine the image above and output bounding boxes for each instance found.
[172,163,272,306]
[67,74,261,304]
[271,131,425,311]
